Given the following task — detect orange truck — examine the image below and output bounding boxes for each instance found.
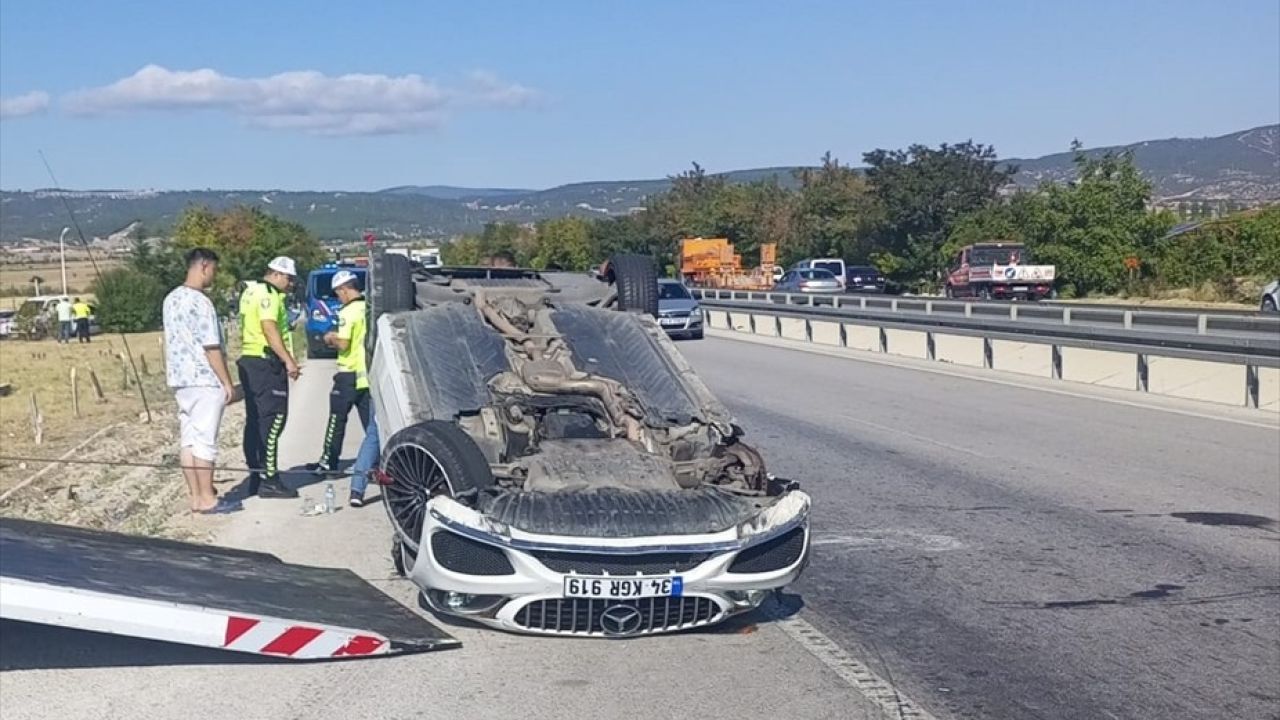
[679,238,776,290]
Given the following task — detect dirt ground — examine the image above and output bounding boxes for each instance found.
[0,329,256,542]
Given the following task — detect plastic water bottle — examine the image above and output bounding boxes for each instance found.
[324,483,336,514]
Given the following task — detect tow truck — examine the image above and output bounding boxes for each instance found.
[944,242,1056,301]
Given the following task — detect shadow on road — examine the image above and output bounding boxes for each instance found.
[0,620,283,670]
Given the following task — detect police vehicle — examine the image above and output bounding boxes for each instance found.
[304,261,367,358]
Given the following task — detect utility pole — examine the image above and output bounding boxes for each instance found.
[59,226,70,295]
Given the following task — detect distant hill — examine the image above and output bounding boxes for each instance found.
[1005,124,1278,202]
[1,126,1274,243]
[379,185,536,200]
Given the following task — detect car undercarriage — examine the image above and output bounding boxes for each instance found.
[367,254,811,637]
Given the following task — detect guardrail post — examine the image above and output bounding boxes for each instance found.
[925,301,933,315]
[1197,314,1208,335]
[839,323,848,348]
[1062,308,1071,326]
[964,302,972,318]
[926,332,936,360]
[747,292,754,302]
[891,299,899,312]
[860,297,867,310]
[808,294,816,307]
[1246,364,1260,409]
[1052,345,1063,379]
[1010,304,1018,321]
[879,327,888,353]
[983,337,993,369]
[785,293,793,305]
[730,291,738,301]
[1123,310,1133,330]
[833,296,842,309]
[805,319,813,343]
[1137,353,1149,392]
[774,316,782,338]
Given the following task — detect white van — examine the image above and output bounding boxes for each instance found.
[791,258,847,288]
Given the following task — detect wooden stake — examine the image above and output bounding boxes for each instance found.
[140,354,150,376]
[71,367,81,418]
[29,392,43,445]
[88,369,106,402]
[119,353,131,390]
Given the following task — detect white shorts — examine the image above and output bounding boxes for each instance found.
[175,386,226,462]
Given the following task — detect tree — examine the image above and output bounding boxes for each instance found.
[91,267,166,332]
[531,217,597,270]
[791,153,878,266]
[165,205,324,312]
[863,141,1016,288]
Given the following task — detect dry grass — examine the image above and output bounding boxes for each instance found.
[0,330,251,540]
[0,258,121,307]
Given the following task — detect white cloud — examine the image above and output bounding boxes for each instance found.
[0,91,51,119]
[62,65,536,136]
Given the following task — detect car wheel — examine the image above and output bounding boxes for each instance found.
[692,329,704,340]
[380,420,495,552]
[979,287,992,301]
[943,285,953,299]
[607,253,659,317]
[1264,296,1278,313]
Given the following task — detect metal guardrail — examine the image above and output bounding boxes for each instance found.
[691,290,1280,345]
[692,291,1280,409]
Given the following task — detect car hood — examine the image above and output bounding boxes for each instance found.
[659,297,699,313]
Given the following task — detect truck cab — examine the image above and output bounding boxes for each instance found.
[945,243,1055,301]
[303,262,367,358]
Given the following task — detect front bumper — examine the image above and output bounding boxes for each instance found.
[407,492,811,637]
[657,311,704,336]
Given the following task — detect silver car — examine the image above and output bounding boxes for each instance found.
[774,268,842,294]
[657,279,704,339]
[1262,279,1279,313]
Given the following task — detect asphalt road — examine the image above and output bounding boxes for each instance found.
[679,335,1280,720]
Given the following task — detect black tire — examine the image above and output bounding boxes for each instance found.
[979,286,992,301]
[692,329,704,340]
[374,252,415,317]
[1263,297,1278,313]
[380,420,495,551]
[367,251,415,355]
[608,253,659,317]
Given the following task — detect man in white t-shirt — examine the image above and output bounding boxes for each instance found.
[162,247,242,514]
[55,297,73,343]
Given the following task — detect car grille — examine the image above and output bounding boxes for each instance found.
[430,531,516,576]
[659,310,691,319]
[513,596,722,636]
[728,527,806,574]
[531,550,710,575]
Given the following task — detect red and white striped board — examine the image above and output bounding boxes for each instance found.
[1,577,395,660]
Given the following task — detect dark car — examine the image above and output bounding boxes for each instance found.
[845,265,886,293]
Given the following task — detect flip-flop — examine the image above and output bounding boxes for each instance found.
[194,498,243,515]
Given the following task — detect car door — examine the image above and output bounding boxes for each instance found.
[949,249,970,293]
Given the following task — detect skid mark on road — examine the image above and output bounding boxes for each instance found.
[773,612,939,720]
[813,530,964,553]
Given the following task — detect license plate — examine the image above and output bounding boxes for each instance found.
[564,575,683,599]
[1012,285,1028,291]
[660,318,685,326]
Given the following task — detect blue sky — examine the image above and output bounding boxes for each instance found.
[1,0,1276,191]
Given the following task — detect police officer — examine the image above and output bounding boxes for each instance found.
[237,256,301,499]
[309,270,370,486]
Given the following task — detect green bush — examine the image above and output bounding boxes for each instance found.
[92,268,166,333]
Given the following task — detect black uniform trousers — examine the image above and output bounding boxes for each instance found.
[237,355,289,483]
[318,371,371,469]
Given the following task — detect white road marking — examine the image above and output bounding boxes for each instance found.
[709,329,1280,430]
[774,612,939,720]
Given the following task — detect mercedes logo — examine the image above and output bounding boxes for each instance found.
[600,604,644,636]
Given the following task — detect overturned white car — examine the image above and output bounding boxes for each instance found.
[366,253,810,638]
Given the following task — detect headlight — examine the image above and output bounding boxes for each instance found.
[735,491,810,540]
[429,496,512,539]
